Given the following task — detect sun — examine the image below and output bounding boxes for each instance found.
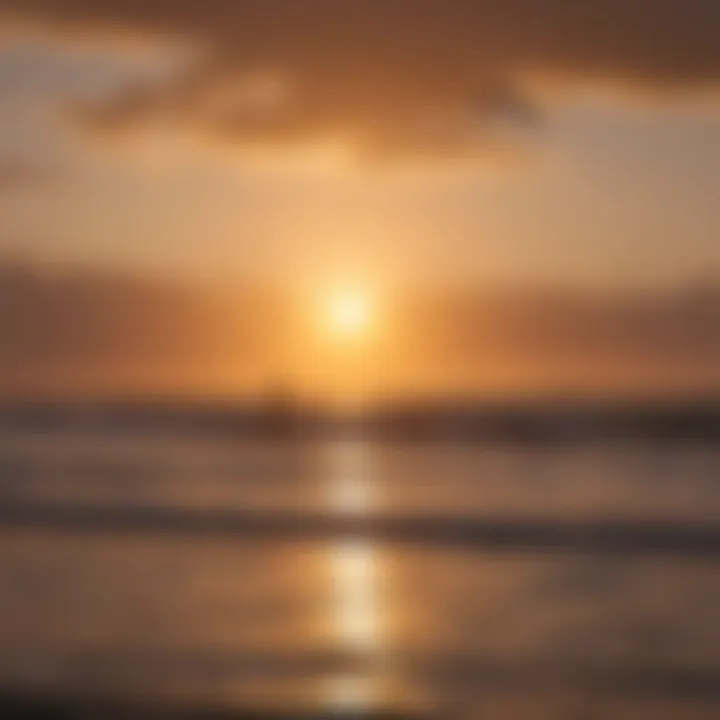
[328,288,373,339]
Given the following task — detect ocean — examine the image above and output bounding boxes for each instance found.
[0,425,719,718]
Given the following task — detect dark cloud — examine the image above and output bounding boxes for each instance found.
[403,285,720,361]
[1,1,719,155]
[388,284,720,394]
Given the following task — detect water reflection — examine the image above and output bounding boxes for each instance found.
[325,440,384,712]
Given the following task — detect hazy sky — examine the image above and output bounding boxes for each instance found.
[0,2,719,396]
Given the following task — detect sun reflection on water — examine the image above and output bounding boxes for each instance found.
[324,439,383,712]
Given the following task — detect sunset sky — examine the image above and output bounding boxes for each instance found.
[0,2,719,398]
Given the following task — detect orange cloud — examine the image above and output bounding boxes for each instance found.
[0,261,719,397]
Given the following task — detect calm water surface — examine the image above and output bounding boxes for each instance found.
[1,430,720,718]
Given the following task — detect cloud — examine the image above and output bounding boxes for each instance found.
[0,157,54,189]
[0,261,278,394]
[379,285,720,396]
[2,1,719,156]
[0,260,719,396]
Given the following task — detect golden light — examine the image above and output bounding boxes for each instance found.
[327,288,373,339]
[324,440,383,712]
